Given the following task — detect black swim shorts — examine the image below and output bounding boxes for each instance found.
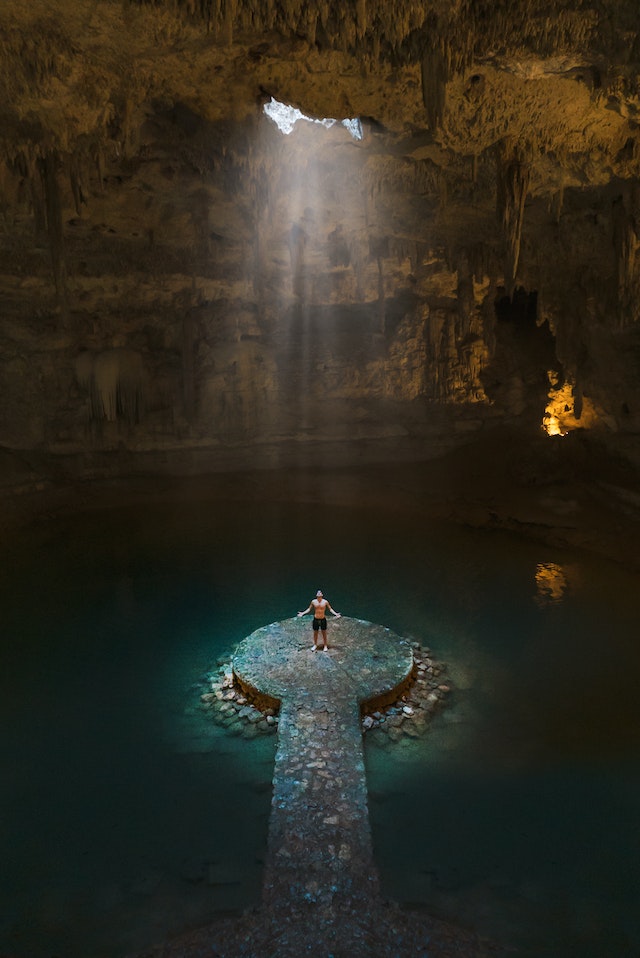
[312,617,327,631]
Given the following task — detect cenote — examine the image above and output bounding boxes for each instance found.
[1,492,639,958]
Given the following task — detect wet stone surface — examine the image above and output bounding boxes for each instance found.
[232,616,415,708]
[232,617,414,918]
[201,634,451,745]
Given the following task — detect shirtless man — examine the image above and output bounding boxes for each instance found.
[297,590,342,651]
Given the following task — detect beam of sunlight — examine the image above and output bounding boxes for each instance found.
[255,96,368,451]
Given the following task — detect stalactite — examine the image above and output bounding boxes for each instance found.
[76,349,145,423]
[94,145,105,194]
[456,251,474,340]
[550,186,564,224]
[612,189,640,327]
[496,140,529,297]
[305,6,317,46]
[356,0,367,39]
[224,0,236,45]
[467,241,492,284]
[343,14,356,51]
[421,38,449,131]
[0,161,9,224]
[118,0,611,72]
[481,278,498,359]
[38,150,68,306]
[28,153,47,237]
[121,96,133,158]
[412,158,441,197]
[9,152,45,237]
[573,378,583,421]
[69,153,86,216]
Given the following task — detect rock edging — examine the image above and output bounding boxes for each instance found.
[198,638,451,742]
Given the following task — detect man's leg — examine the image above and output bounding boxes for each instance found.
[321,619,328,650]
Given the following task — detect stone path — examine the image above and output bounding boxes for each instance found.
[131,618,505,958]
[232,616,414,952]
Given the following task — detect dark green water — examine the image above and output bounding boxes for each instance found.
[1,496,638,957]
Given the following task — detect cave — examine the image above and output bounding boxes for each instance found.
[1,2,640,957]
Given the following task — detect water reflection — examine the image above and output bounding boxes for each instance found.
[534,561,568,606]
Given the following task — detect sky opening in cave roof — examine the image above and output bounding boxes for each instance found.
[264,97,362,139]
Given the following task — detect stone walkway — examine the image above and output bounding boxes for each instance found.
[232,616,414,944]
[131,618,508,958]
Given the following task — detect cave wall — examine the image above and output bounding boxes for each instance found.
[1,0,640,475]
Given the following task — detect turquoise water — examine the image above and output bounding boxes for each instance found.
[0,496,638,957]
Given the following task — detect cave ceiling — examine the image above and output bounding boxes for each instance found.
[1,0,640,457]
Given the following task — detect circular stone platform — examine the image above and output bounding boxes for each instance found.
[232,615,415,712]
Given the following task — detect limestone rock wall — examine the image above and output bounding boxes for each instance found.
[0,0,639,473]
